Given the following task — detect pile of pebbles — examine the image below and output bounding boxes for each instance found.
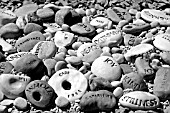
[1,0,170,113]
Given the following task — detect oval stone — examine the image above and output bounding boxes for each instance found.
[31,41,57,59]
[0,62,13,74]
[122,72,148,91]
[91,56,121,82]
[153,67,170,100]
[24,23,43,35]
[77,43,102,63]
[90,16,111,28]
[15,31,46,52]
[92,29,122,47]
[141,9,170,26]
[70,23,96,37]
[119,91,160,110]
[124,44,154,59]
[36,8,54,22]
[153,33,170,51]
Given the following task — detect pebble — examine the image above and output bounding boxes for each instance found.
[0,38,13,51]
[36,8,55,22]
[54,60,67,72]
[15,31,46,52]
[0,23,22,39]
[43,58,57,77]
[77,43,102,63]
[14,53,47,80]
[80,90,116,112]
[119,91,160,110]
[141,9,170,26]
[14,3,38,17]
[13,97,28,110]
[135,57,154,77]
[70,22,96,37]
[31,41,57,59]
[16,16,27,29]
[113,87,123,99]
[25,80,55,109]
[55,8,72,26]
[0,99,14,106]
[0,61,13,74]
[48,69,88,102]
[55,96,70,109]
[160,52,170,65]
[123,34,142,46]
[90,16,111,28]
[92,29,122,47]
[91,56,122,82]
[153,33,170,51]
[0,105,7,113]
[122,72,148,91]
[0,74,31,99]
[89,76,113,91]
[106,8,121,24]
[54,31,75,47]
[65,56,82,65]
[153,67,170,100]
[24,23,43,35]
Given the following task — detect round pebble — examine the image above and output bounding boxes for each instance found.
[13,97,28,110]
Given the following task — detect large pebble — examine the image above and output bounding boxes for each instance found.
[0,10,17,27]
[80,90,116,112]
[0,74,31,99]
[160,51,170,65]
[54,31,75,47]
[90,16,111,28]
[153,33,170,51]
[0,23,22,39]
[15,31,46,52]
[25,80,55,108]
[14,54,47,80]
[77,43,102,63]
[122,72,148,91]
[119,91,160,110]
[141,9,170,26]
[70,23,96,37]
[55,8,72,26]
[92,29,122,47]
[91,56,122,82]
[135,57,154,77]
[31,41,57,59]
[48,69,88,102]
[107,8,121,23]
[24,23,43,35]
[14,3,39,17]
[36,8,55,22]
[153,67,170,100]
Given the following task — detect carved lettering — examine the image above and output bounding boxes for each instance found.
[103,58,117,67]
[80,45,100,56]
[59,71,70,76]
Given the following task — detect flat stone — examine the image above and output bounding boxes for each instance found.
[153,33,170,51]
[36,8,55,22]
[120,64,133,75]
[48,69,88,102]
[25,80,55,108]
[77,43,102,63]
[92,29,122,47]
[153,67,170,100]
[0,10,17,27]
[80,90,116,112]
[135,57,154,77]
[91,56,122,82]
[31,41,57,59]
[70,23,96,37]
[160,51,170,65]
[24,23,43,35]
[65,56,82,65]
[14,3,39,17]
[122,72,148,91]
[14,54,47,80]
[0,38,13,51]
[90,16,111,28]
[0,23,22,39]
[119,91,160,110]
[15,31,46,52]
[141,9,170,26]
[107,8,121,23]
[0,74,31,99]
[54,31,75,47]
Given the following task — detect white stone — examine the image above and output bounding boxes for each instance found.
[90,16,110,28]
